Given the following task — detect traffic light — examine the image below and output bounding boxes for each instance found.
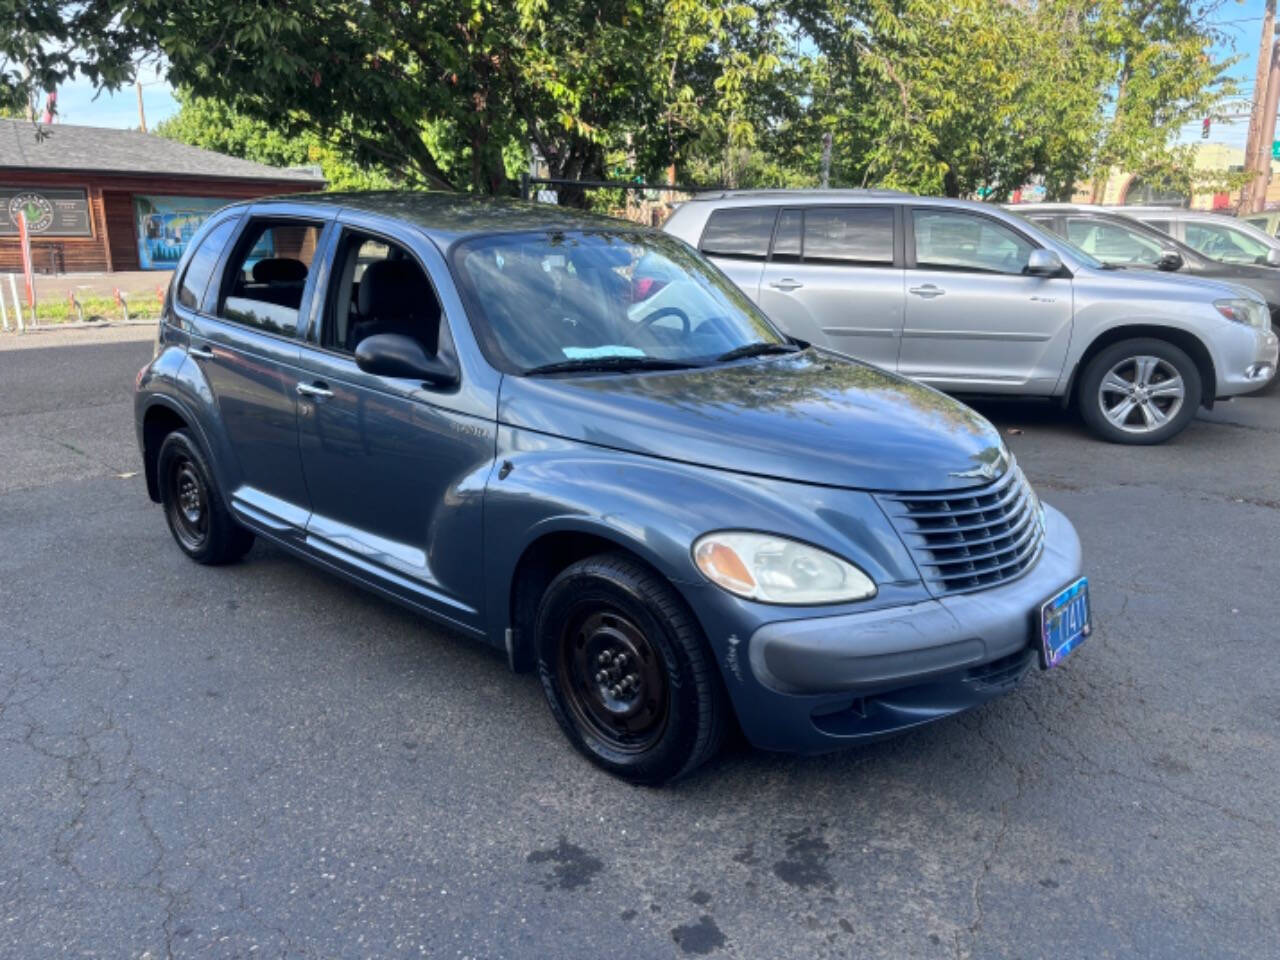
[1202,117,1211,139]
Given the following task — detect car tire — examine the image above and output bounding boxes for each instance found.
[157,429,255,564]
[1078,338,1202,444]
[534,553,727,785]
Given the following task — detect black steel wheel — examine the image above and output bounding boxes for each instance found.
[535,553,727,784]
[157,430,255,565]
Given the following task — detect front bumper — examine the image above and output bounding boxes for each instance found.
[734,504,1083,752]
[1216,325,1278,396]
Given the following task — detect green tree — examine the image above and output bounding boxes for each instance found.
[155,93,395,190]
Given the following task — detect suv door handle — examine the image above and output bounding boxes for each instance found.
[768,278,804,291]
[909,284,945,298]
[188,345,214,359]
[296,381,334,400]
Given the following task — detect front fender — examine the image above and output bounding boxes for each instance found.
[483,425,930,685]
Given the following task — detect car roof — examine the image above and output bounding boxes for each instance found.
[682,190,1025,216]
[223,189,638,245]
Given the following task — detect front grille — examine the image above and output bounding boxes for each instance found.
[964,649,1034,692]
[878,460,1045,596]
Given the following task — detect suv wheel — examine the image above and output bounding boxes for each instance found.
[157,430,255,564]
[534,553,727,784]
[1078,338,1202,444]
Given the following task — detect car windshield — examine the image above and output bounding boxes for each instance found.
[452,230,786,373]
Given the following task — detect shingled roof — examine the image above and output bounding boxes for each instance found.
[0,119,325,184]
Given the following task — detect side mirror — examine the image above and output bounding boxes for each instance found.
[1026,249,1064,276]
[1265,248,1280,268]
[1155,249,1184,272]
[354,333,459,387]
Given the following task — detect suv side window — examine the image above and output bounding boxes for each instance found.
[324,229,444,357]
[177,217,238,310]
[802,207,894,264]
[912,209,1034,275]
[218,219,325,336]
[699,207,776,259]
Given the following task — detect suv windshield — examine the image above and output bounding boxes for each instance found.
[452,230,785,373]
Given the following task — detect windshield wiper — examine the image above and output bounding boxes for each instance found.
[523,356,705,377]
[715,341,801,363]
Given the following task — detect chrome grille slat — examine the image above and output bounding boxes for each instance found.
[904,493,1035,547]
[878,460,1046,596]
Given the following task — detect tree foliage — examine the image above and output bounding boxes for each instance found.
[154,93,395,190]
[3,0,1242,201]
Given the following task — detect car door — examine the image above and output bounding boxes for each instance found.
[292,213,496,632]
[899,207,1073,393]
[184,207,333,532]
[756,205,905,369]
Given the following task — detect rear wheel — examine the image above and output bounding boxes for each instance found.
[1078,338,1201,444]
[535,553,726,784]
[157,430,254,564]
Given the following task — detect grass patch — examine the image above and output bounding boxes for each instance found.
[15,294,162,325]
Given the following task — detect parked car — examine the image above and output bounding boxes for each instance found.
[1110,205,1280,268]
[1240,209,1280,239]
[135,192,1089,784]
[663,190,1278,443]
[1016,204,1280,326]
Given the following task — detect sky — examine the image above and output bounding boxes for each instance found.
[44,1,1277,152]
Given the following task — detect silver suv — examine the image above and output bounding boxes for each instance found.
[664,191,1278,444]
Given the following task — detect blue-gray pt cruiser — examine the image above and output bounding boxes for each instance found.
[134,192,1090,784]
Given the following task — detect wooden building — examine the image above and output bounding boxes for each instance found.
[0,119,324,274]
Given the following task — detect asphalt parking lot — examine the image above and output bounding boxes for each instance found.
[2,327,1277,959]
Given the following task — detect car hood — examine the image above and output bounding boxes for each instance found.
[498,350,1006,493]
[1084,263,1264,302]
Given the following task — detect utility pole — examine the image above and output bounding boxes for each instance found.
[135,79,147,133]
[820,132,832,189]
[1254,40,1280,214]
[1242,0,1277,213]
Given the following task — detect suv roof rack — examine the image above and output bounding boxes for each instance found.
[688,187,912,200]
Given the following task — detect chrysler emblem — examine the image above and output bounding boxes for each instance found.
[950,450,1007,482]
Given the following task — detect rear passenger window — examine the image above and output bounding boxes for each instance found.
[803,207,894,264]
[177,218,238,310]
[699,207,776,259]
[219,220,324,336]
[772,209,802,260]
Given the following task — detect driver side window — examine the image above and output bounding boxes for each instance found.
[324,230,444,357]
[912,210,1033,275]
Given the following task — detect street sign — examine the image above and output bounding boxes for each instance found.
[1273,140,1280,161]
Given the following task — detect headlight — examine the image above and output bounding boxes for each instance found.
[1215,298,1270,330]
[692,532,877,605]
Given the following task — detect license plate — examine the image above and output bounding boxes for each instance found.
[1039,577,1091,669]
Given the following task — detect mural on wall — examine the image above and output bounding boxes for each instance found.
[0,187,92,237]
[133,196,235,270]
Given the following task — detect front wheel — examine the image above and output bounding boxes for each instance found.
[535,553,727,784]
[1078,338,1202,444]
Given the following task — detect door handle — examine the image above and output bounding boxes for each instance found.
[188,345,214,359]
[296,381,334,400]
[768,278,804,292]
[909,284,945,298]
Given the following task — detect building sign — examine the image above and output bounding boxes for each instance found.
[134,195,234,270]
[0,187,92,237]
